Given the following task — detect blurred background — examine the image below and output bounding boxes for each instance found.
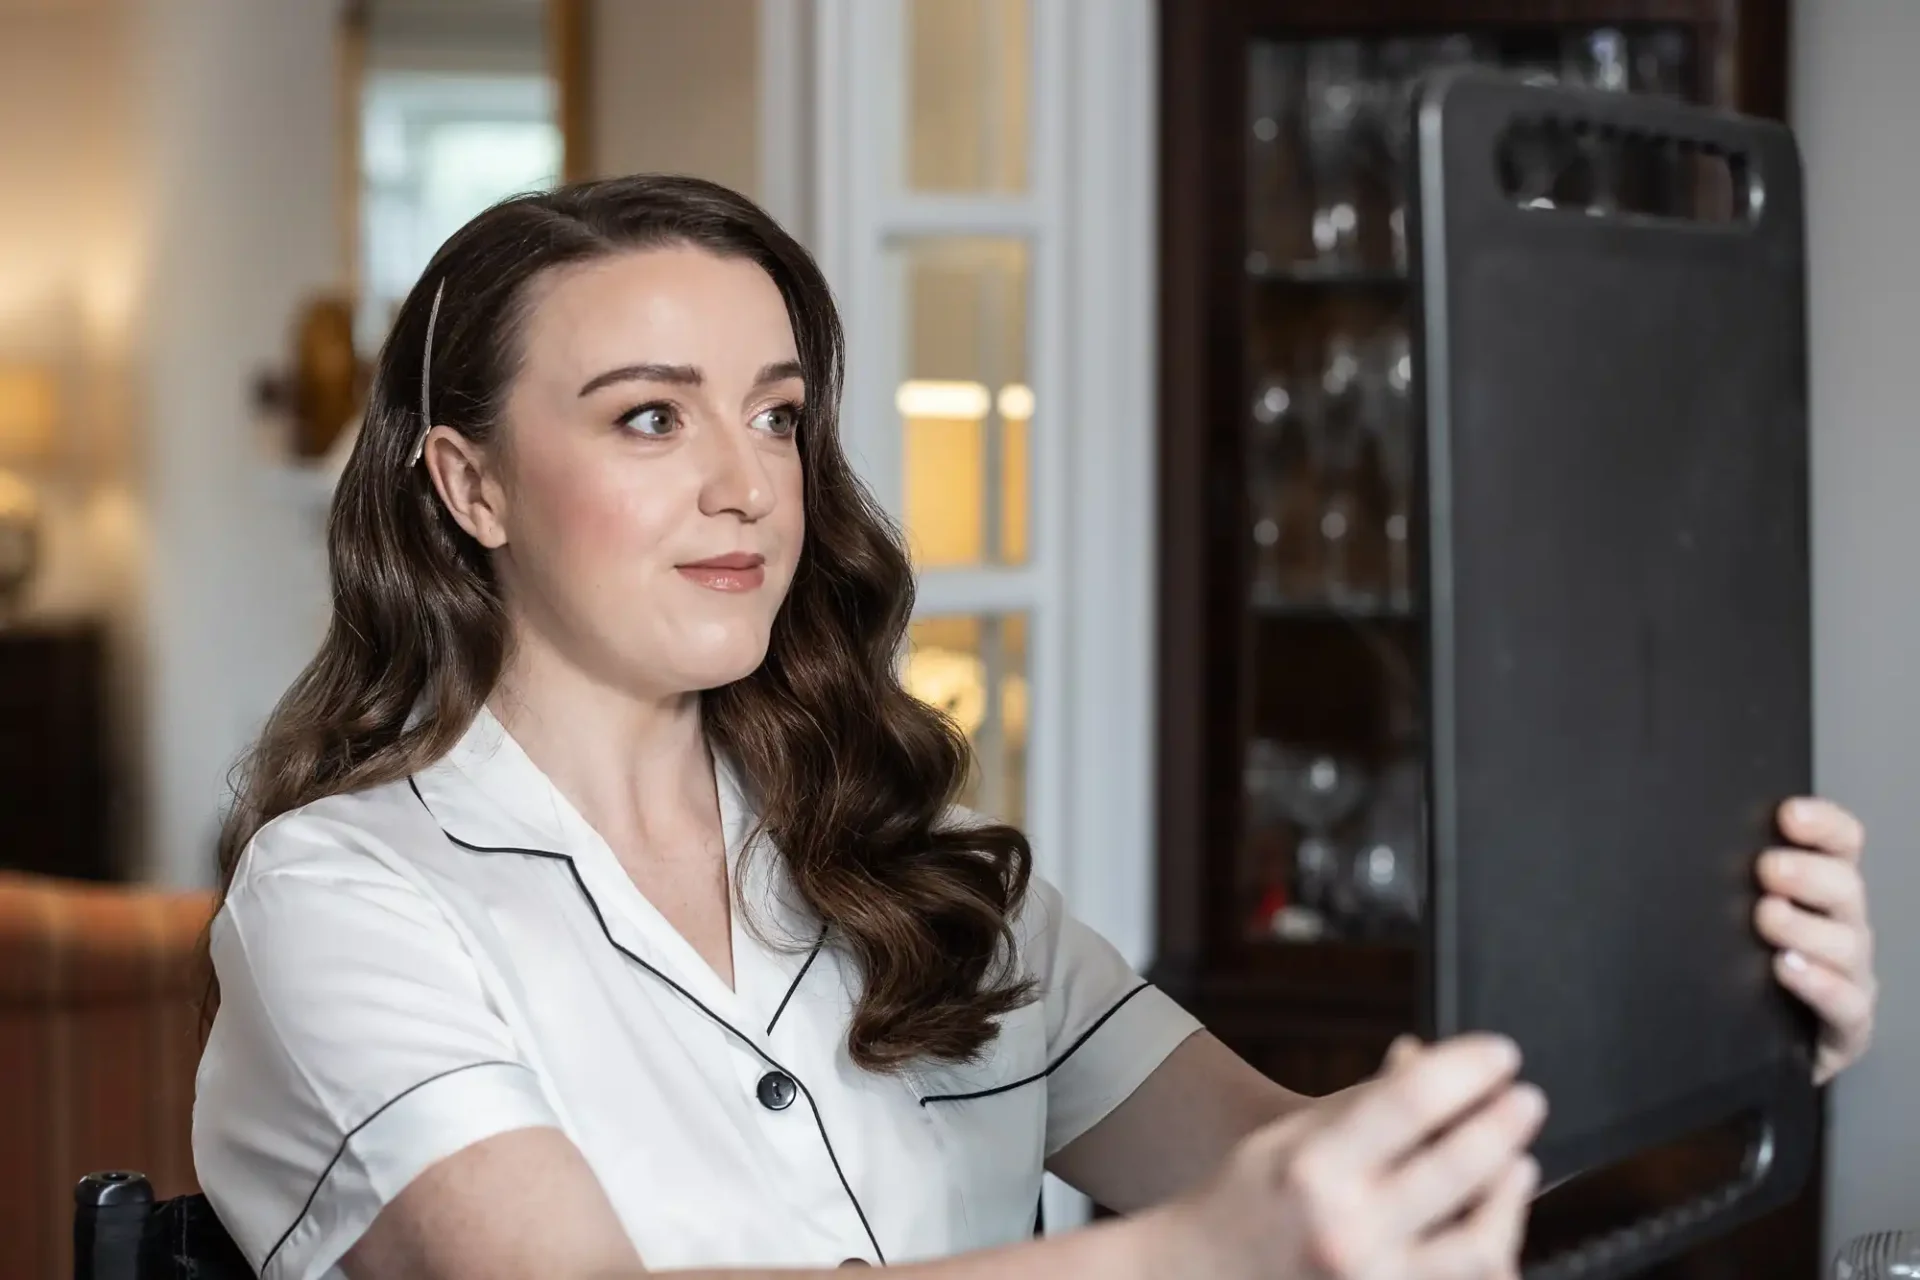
[0,0,1915,1277]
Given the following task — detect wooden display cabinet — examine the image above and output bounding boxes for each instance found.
[1152,2,1817,1274]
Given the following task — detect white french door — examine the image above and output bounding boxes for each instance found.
[793,0,1159,1233]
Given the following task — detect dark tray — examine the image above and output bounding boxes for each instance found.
[1409,68,1818,1280]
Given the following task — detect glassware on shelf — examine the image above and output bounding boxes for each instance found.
[1303,40,1367,270]
[1247,42,1308,272]
[1314,329,1388,611]
[1248,376,1323,608]
[1362,325,1416,612]
[1558,29,1632,215]
[1346,754,1425,936]
[1246,738,1372,942]
[1369,34,1489,271]
[1631,28,1691,98]
[1630,29,1694,215]
[1562,26,1631,92]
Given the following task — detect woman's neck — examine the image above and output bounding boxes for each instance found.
[488,630,719,863]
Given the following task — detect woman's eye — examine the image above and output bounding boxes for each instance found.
[752,404,801,439]
[617,404,679,437]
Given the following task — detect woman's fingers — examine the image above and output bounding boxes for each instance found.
[1756,848,1867,923]
[1383,1080,1547,1240]
[1409,1155,1541,1280]
[1332,1035,1523,1172]
[1755,894,1869,976]
[1776,798,1865,862]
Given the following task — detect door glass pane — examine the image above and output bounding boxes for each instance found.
[892,237,1031,567]
[907,0,1030,192]
[905,613,1029,827]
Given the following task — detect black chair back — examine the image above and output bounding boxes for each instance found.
[75,1173,251,1280]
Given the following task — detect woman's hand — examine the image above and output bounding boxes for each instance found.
[1756,797,1876,1085]
[1155,1035,1546,1280]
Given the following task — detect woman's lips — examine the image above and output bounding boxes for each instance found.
[676,553,766,592]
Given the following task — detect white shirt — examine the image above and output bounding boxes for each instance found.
[194,710,1202,1278]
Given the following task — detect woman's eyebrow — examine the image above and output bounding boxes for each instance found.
[754,360,805,387]
[577,363,699,397]
[576,360,805,398]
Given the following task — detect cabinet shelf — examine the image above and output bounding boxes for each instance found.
[1250,595,1418,623]
[1245,256,1410,289]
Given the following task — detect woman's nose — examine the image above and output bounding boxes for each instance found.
[698,424,778,521]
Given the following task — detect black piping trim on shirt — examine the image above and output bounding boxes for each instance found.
[767,926,828,1038]
[259,1058,522,1277]
[407,778,886,1265]
[918,980,1154,1106]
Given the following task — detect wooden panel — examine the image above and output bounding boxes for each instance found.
[0,624,112,883]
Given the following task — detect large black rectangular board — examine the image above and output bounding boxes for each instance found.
[1411,69,1819,1280]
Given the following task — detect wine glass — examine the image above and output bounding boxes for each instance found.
[1347,754,1425,935]
[1303,40,1367,269]
[1631,29,1693,216]
[1248,42,1308,271]
[1559,28,1632,215]
[1631,28,1691,97]
[1248,376,1321,607]
[1272,744,1371,936]
[1363,327,1416,612]
[1316,330,1384,610]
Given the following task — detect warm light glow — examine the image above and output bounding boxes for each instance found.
[900,382,1030,567]
[896,379,992,420]
[904,645,988,736]
[0,366,57,463]
[896,379,1032,423]
[996,382,1033,420]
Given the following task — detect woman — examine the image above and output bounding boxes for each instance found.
[193,176,1876,1280]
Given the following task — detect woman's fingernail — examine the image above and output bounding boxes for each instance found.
[1782,949,1810,973]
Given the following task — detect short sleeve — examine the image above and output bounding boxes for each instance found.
[1022,875,1204,1156]
[193,815,562,1280]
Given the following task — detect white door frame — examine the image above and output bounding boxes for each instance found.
[765,0,1161,1233]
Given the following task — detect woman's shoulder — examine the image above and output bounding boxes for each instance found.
[230,775,442,898]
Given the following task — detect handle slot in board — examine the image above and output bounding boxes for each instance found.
[1494,114,1756,225]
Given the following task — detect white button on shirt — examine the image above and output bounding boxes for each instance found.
[193,710,1203,1279]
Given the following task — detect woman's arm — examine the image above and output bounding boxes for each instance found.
[1046,1030,1324,1214]
[344,1127,1183,1280]
[348,1035,1540,1280]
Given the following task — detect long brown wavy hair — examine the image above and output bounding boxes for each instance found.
[217,174,1034,1070]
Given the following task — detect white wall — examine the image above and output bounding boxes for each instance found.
[1795,0,1920,1254]
[0,0,149,868]
[137,0,337,884]
[588,0,760,195]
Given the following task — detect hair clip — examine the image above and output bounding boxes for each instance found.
[408,278,447,467]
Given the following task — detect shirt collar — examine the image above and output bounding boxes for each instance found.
[408,707,819,1009]
[410,705,756,863]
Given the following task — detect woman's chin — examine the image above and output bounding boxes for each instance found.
[658,638,773,695]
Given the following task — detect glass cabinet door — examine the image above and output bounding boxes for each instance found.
[1237,26,1703,950]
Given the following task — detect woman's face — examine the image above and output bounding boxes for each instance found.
[431,245,807,699]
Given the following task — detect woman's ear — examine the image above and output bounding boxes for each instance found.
[422,426,509,549]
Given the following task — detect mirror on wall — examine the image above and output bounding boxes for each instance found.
[345,0,587,348]
[268,0,587,464]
